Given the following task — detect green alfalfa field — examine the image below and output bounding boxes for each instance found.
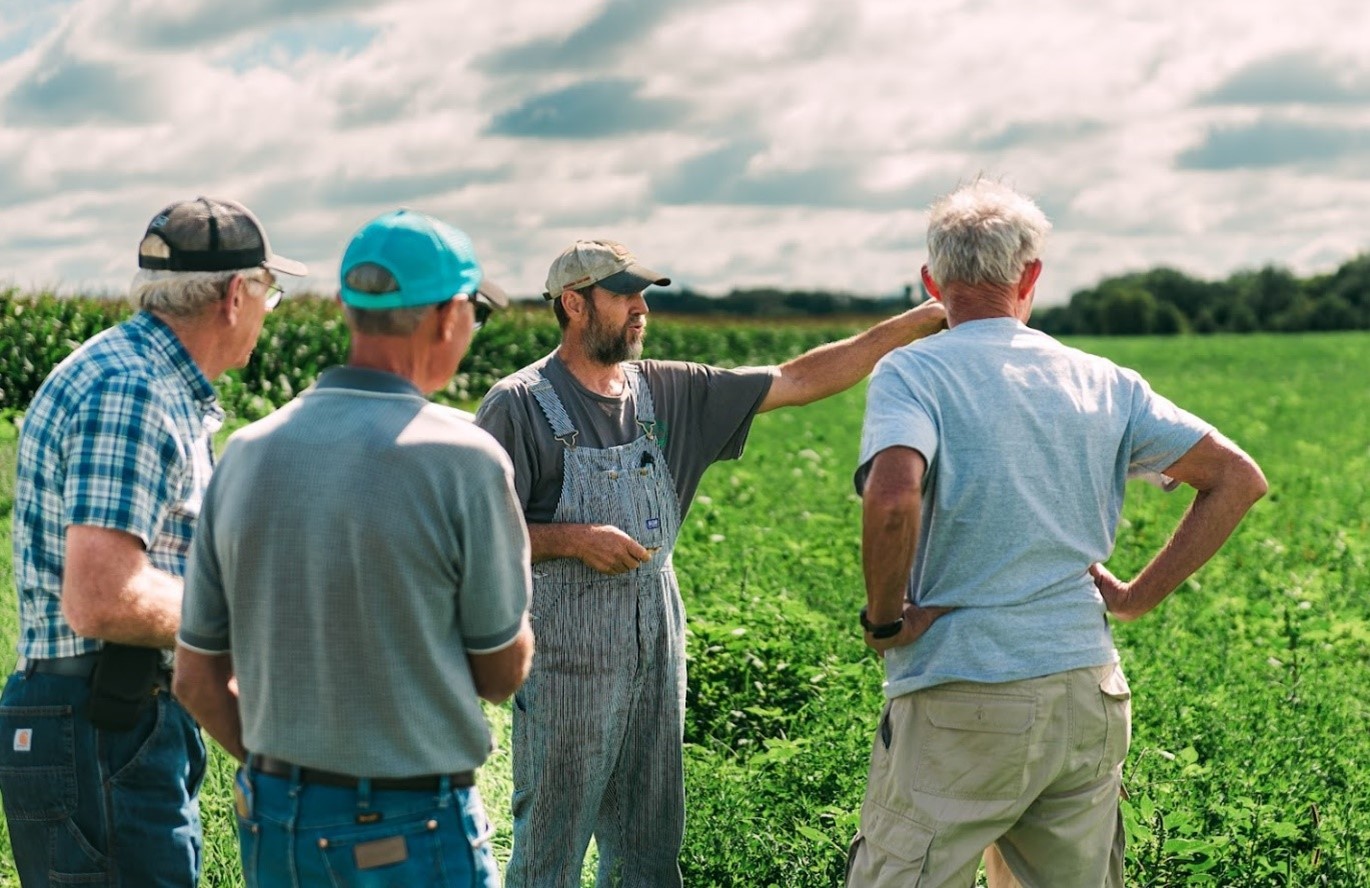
[1,331,1367,886]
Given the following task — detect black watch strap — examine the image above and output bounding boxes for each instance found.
[860,606,904,639]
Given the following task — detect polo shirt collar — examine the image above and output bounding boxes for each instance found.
[315,366,425,398]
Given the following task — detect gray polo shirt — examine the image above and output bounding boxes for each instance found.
[180,367,530,777]
[475,354,776,522]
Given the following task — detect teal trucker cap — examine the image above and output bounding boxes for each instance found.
[339,209,509,310]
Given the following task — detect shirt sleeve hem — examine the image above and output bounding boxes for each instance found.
[464,621,523,654]
[176,631,230,655]
[63,516,155,549]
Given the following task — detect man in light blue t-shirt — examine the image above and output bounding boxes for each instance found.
[846,180,1267,888]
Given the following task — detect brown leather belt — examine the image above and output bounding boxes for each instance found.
[251,755,475,791]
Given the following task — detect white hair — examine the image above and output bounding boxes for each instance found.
[342,303,435,336]
[926,179,1052,288]
[129,235,265,316]
[341,262,438,336]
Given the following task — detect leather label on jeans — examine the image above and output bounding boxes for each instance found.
[354,835,407,869]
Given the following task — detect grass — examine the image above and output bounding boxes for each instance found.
[3,332,1369,886]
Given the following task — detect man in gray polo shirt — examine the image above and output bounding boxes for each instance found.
[174,209,533,887]
[475,239,949,887]
[847,180,1267,886]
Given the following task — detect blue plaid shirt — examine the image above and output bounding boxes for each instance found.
[12,311,224,660]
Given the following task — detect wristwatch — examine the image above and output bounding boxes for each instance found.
[860,606,904,639]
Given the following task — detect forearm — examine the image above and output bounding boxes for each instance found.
[763,304,945,411]
[528,522,594,563]
[862,498,921,624]
[172,650,246,761]
[470,619,534,704]
[1117,483,1262,620]
[65,565,183,648]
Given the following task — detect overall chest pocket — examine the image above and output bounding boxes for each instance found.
[563,446,674,551]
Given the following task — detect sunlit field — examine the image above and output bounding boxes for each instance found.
[2,332,1367,886]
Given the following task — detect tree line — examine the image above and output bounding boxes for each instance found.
[647,253,1370,335]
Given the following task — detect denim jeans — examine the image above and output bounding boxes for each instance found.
[237,764,500,887]
[0,670,207,887]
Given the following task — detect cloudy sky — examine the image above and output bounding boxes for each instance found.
[2,0,1368,305]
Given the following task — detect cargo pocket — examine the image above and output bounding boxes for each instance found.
[1097,663,1132,779]
[910,690,1035,800]
[845,804,934,886]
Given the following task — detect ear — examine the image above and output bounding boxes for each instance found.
[222,273,247,324]
[434,298,460,342]
[920,265,943,301]
[1018,259,1043,299]
[561,287,588,320]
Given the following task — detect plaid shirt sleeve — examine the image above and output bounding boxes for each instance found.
[62,373,187,547]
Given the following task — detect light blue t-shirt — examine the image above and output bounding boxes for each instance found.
[856,318,1212,698]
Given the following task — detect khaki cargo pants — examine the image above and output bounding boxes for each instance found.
[846,663,1131,888]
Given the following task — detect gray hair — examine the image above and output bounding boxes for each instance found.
[129,235,265,316]
[926,179,1051,288]
[341,262,437,336]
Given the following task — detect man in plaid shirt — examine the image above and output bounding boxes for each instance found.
[0,198,304,886]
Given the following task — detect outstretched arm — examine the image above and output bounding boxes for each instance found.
[1091,431,1267,621]
[759,301,946,413]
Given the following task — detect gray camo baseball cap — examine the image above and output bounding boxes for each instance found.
[543,239,670,299]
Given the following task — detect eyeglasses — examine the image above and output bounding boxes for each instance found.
[253,278,283,311]
[462,292,495,330]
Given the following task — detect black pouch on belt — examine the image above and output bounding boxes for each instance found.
[86,643,161,731]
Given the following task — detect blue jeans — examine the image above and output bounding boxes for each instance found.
[237,764,500,887]
[0,670,207,887]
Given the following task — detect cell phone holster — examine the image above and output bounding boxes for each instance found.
[86,643,162,732]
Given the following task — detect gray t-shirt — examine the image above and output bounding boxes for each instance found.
[180,367,530,777]
[857,319,1212,697]
[475,354,776,522]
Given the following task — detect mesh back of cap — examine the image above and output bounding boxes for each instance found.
[140,198,268,271]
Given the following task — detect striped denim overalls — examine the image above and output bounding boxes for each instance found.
[506,366,687,888]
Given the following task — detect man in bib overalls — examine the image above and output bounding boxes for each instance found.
[476,240,947,886]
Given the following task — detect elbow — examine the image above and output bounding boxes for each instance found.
[61,593,111,640]
[476,664,528,705]
[1198,449,1269,512]
[1244,460,1269,506]
[170,669,214,725]
[477,680,518,706]
[170,671,196,707]
[475,629,534,705]
[864,487,921,533]
[1227,453,1269,509]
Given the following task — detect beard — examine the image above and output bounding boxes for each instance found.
[584,299,644,364]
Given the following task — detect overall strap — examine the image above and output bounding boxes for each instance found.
[627,364,658,442]
[530,376,580,450]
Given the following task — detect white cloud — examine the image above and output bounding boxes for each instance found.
[1,0,1369,303]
